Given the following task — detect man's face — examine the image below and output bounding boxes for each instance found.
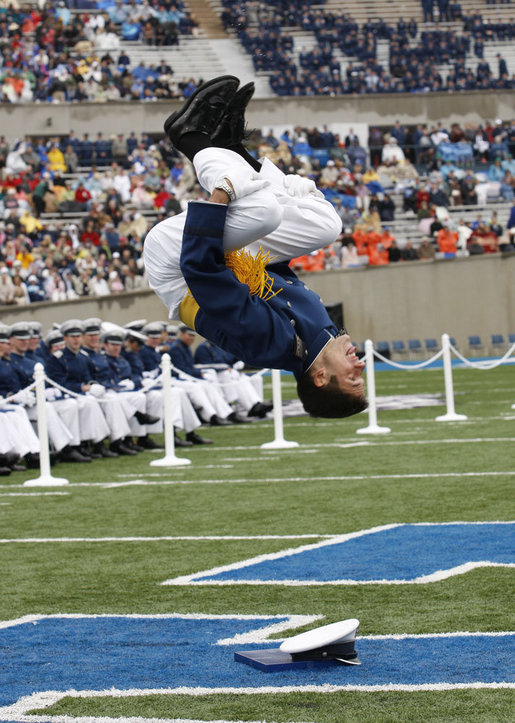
[29,336,40,351]
[146,337,160,349]
[0,340,9,357]
[10,336,29,354]
[83,332,100,351]
[104,341,121,357]
[180,331,195,347]
[317,334,366,397]
[65,333,83,353]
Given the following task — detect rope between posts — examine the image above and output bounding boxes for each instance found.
[450,342,515,370]
[0,381,37,406]
[373,348,444,370]
[169,361,269,387]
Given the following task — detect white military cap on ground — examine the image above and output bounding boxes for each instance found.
[44,329,64,348]
[28,321,43,337]
[0,324,9,341]
[142,321,165,338]
[9,322,31,339]
[280,618,360,663]
[124,319,147,332]
[83,318,102,334]
[61,320,84,336]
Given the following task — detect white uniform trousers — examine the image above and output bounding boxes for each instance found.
[172,378,232,422]
[76,395,110,443]
[144,386,201,434]
[52,397,81,446]
[93,391,132,441]
[216,369,260,413]
[0,406,40,455]
[115,390,147,436]
[143,147,342,320]
[27,401,74,452]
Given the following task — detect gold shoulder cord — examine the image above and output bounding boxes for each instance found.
[179,246,282,329]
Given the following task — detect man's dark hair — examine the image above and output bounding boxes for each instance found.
[297,371,368,419]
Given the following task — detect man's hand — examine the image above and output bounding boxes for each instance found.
[283,174,324,199]
[213,166,270,202]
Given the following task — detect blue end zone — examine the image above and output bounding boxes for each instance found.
[193,523,514,583]
[0,616,514,709]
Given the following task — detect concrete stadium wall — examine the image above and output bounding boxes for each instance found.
[1,91,514,141]
[2,254,513,348]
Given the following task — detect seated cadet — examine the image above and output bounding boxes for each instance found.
[45,319,133,458]
[122,328,213,446]
[168,324,249,424]
[143,76,367,418]
[26,322,46,363]
[142,321,235,426]
[80,318,159,455]
[194,337,272,418]
[6,322,89,464]
[0,323,41,472]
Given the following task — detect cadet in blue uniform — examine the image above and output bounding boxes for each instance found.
[144,76,367,418]
[0,323,41,471]
[26,322,46,363]
[7,322,87,461]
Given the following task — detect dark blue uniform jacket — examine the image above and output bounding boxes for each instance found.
[46,347,95,394]
[169,339,203,379]
[180,202,337,380]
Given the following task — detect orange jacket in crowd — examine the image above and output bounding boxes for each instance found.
[436,227,458,254]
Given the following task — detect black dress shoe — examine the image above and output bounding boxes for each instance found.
[89,443,104,459]
[101,446,119,458]
[25,453,40,469]
[211,81,255,148]
[164,75,239,148]
[134,411,160,425]
[110,441,137,456]
[248,401,273,418]
[137,436,159,450]
[0,466,11,476]
[228,411,252,424]
[62,446,92,463]
[174,434,193,447]
[124,437,144,452]
[5,453,27,471]
[186,431,213,445]
[209,414,231,426]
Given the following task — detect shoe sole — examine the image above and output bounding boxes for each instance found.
[211,82,255,147]
[164,75,240,140]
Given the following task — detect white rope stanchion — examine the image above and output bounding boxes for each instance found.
[436,333,467,422]
[150,354,191,468]
[261,369,299,449]
[24,363,69,487]
[357,339,391,435]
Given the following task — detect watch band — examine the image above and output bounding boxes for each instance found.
[214,178,236,201]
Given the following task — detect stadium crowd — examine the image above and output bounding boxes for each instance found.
[218,3,514,95]
[0,317,273,475]
[1,115,514,300]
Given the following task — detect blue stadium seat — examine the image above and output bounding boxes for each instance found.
[408,339,422,356]
[392,340,407,355]
[509,334,515,345]
[467,335,484,355]
[424,338,438,352]
[490,334,505,352]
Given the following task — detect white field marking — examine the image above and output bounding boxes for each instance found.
[2,681,514,721]
[0,522,512,546]
[0,491,69,497]
[161,522,515,587]
[0,534,334,545]
[99,469,515,489]
[0,502,10,505]
[161,524,400,585]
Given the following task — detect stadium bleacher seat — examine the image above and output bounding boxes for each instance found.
[508,334,515,345]
[392,340,407,356]
[376,341,391,359]
[490,334,505,352]
[408,339,422,357]
[467,335,484,355]
[424,338,438,353]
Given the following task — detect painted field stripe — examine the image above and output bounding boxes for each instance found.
[161,525,400,585]
[0,492,69,497]
[100,470,515,489]
[0,534,333,545]
[1,678,513,721]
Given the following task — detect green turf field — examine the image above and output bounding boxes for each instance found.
[1,365,514,722]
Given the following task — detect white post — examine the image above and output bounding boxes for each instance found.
[357,339,391,435]
[436,333,467,421]
[150,353,191,467]
[24,363,69,487]
[261,369,299,449]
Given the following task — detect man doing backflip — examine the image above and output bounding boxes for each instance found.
[143,76,366,418]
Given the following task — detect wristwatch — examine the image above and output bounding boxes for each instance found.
[214,178,236,201]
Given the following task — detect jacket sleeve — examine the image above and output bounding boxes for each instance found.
[180,202,294,367]
[46,355,83,394]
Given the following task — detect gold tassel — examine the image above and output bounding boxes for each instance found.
[224,246,282,302]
